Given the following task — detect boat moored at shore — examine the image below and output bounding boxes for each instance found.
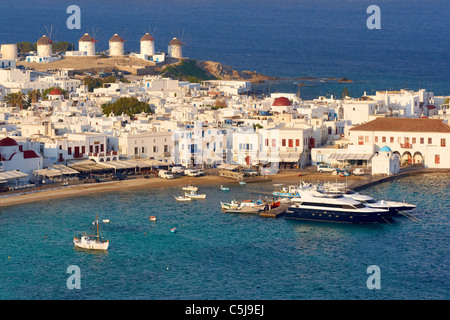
[286,189,388,223]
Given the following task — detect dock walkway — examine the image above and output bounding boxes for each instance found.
[259,204,288,218]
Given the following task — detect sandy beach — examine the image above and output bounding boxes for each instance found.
[0,171,368,209]
[2,165,445,209]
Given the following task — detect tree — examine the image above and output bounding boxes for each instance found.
[3,92,30,110]
[27,90,41,103]
[83,76,103,92]
[444,97,450,107]
[102,75,116,84]
[342,87,350,99]
[16,41,36,53]
[83,76,118,92]
[101,97,152,117]
[52,41,75,53]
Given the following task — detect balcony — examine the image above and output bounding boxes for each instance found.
[400,143,413,149]
[88,151,119,162]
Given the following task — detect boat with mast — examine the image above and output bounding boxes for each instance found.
[73,216,109,250]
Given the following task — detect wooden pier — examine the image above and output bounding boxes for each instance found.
[259,204,289,218]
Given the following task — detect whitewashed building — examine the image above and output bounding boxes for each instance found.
[0,136,43,175]
[348,117,450,168]
[371,146,400,175]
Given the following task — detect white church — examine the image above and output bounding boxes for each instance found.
[0,137,43,176]
[371,146,400,175]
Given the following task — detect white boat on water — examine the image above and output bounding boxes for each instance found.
[317,183,416,215]
[73,216,109,250]
[175,195,192,201]
[221,199,266,213]
[182,184,198,192]
[287,188,388,223]
[185,190,206,199]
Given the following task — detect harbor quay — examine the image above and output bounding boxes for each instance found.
[0,31,449,210]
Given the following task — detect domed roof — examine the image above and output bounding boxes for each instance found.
[0,137,18,147]
[379,146,392,152]
[79,33,94,42]
[140,33,154,42]
[37,35,52,45]
[169,37,183,45]
[49,88,62,96]
[272,97,292,106]
[109,34,124,42]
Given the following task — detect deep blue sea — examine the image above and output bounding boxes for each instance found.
[0,0,449,99]
[0,173,449,300]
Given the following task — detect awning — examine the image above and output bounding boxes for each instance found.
[51,164,79,175]
[68,160,111,172]
[217,164,240,170]
[33,168,63,178]
[0,170,29,180]
[99,160,137,170]
[33,165,80,177]
[328,153,374,161]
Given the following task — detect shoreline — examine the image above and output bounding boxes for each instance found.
[0,168,447,209]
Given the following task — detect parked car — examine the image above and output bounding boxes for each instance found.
[171,165,186,174]
[112,173,127,180]
[158,170,174,179]
[184,169,202,177]
[353,168,364,176]
[317,164,337,173]
[243,169,258,176]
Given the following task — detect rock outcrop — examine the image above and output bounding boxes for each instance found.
[196,60,278,83]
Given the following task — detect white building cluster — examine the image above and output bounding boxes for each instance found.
[0,38,449,186]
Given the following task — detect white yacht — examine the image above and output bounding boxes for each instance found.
[287,188,388,223]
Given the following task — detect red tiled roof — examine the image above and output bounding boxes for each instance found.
[0,137,18,147]
[49,88,62,96]
[349,117,450,133]
[272,97,292,106]
[23,150,40,159]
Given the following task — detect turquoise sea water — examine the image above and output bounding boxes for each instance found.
[1,173,448,300]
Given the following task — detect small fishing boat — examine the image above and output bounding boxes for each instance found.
[182,183,198,192]
[102,219,110,223]
[73,216,109,250]
[239,181,246,185]
[220,185,229,191]
[185,191,206,199]
[175,195,192,201]
[170,227,177,233]
[149,216,157,222]
[267,200,281,209]
[221,199,266,213]
[221,200,240,211]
